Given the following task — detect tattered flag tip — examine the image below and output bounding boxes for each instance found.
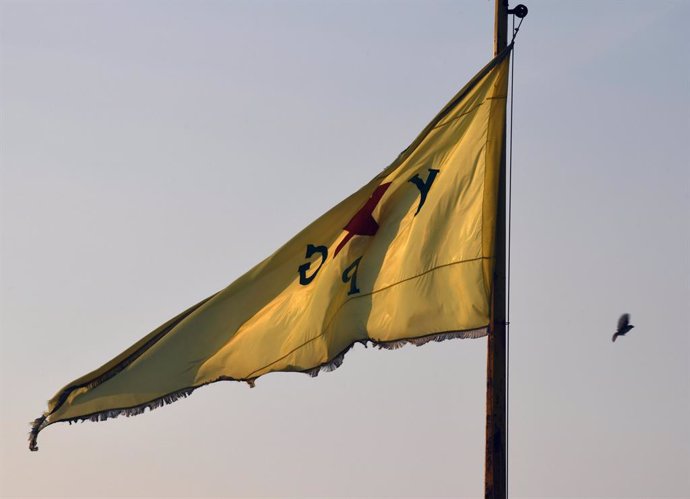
[29,414,47,452]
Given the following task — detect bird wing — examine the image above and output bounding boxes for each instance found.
[617,313,630,331]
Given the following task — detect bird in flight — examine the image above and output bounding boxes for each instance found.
[612,313,634,342]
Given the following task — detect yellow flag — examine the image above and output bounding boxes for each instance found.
[30,47,511,450]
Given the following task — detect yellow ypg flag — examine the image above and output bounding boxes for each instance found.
[30,47,511,450]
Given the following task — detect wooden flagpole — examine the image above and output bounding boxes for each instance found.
[485,1,508,498]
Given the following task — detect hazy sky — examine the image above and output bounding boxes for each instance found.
[1,1,688,498]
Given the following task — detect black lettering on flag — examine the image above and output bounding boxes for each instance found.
[298,244,328,285]
[408,168,440,216]
[342,256,363,296]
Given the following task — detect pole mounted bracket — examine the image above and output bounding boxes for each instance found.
[508,4,528,19]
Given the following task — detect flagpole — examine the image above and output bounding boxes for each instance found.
[485,1,508,498]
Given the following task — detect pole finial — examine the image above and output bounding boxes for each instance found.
[508,4,528,19]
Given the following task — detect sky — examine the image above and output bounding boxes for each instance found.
[1,1,688,498]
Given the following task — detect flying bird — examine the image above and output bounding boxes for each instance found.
[612,313,634,342]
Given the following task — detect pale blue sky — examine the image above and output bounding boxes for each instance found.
[1,1,688,497]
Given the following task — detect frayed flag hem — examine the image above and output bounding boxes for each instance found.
[29,325,487,451]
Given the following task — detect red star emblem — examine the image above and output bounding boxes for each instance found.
[334,182,391,257]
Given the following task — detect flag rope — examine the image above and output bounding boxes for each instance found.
[506,11,523,495]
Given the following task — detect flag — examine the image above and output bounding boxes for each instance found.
[30,46,511,450]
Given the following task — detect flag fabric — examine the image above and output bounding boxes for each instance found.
[30,46,511,450]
